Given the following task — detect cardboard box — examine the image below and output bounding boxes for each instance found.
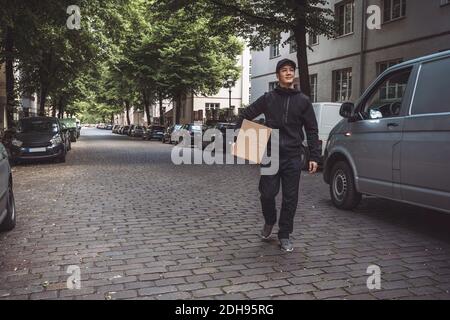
[231,119,272,164]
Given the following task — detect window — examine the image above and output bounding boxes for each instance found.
[411,58,450,115]
[310,74,318,102]
[270,40,280,59]
[289,32,297,53]
[377,59,405,102]
[309,33,319,46]
[269,81,278,91]
[333,68,352,102]
[383,0,406,23]
[377,59,403,75]
[336,1,354,36]
[205,103,220,120]
[362,68,412,119]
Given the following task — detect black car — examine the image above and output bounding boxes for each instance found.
[121,125,130,135]
[143,125,165,141]
[9,117,68,163]
[59,122,72,152]
[207,122,236,151]
[162,124,183,144]
[0,142,16,231]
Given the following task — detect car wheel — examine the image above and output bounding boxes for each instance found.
[0,181,16,232]
[330,161,361,210]
[57,150,66,163]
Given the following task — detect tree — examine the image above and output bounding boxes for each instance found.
[165,0,336,97]
[1,0,131,124]
[149,3,243,123]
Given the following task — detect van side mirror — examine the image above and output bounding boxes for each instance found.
[340,102,354,118]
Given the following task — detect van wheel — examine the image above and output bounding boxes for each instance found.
[0,182,16,231]
[330,161,361,210]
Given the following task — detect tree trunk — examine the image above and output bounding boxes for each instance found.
[125,101,131,125]
[175,93,182,124]
[110,113,114,124]
[58,96,64,118]
[39,85,48,116]
[5,26,15,128]
[294,16,311,98]
[159,92,164,126]
[142,90,151,125]
[52,104,57,117]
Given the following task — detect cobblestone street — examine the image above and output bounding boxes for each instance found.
[1,128,450,300]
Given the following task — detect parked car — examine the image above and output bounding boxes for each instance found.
[106,124,113,130]
[59,122,72,152]
[312,103,343,160]
[76,120,81,138]
[112,125,120,133]
[162,124,183,144]
[9,117,68,163]
[323,50,450,214]
[126,125,134,136]
[121,125,130,135]
[60,118,78,142]
[300,103,343,168]
[143,125,165,141]
[205,122,236,151]
[178,123,203,148]
[130,125,146,137]
[0,142,16,231]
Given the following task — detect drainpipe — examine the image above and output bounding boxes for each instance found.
[360,0,367,95]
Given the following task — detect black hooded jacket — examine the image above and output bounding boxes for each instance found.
[236,86,320,162]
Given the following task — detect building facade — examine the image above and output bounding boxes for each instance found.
[251,0,450,104]
[191,45,252,123]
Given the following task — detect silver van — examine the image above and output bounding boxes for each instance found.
[323,50,450,214]
[0,142,16,231]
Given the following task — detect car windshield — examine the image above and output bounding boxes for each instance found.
[18,119,59,134]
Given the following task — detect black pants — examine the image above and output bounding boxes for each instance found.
[259,156,302,239]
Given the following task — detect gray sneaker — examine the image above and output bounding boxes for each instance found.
[279,238,294,252]
[260,224,274,240]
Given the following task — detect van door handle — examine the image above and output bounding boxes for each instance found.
[387,123,399,127]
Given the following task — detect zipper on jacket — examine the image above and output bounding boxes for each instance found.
[284,96,290,125]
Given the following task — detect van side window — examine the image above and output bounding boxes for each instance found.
[362,68,412,119]
[411,58,450,115]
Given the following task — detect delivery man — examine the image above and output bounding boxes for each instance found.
[235,58,320,252]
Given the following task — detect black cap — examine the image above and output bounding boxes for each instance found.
[276,58,296,74]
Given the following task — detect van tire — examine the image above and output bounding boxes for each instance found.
[0,182,16,232]
[330,161,361,210]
